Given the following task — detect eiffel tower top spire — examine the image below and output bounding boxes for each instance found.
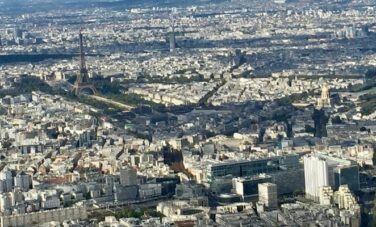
[78,30,89,84]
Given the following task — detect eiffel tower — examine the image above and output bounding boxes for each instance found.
[72,31,96,96]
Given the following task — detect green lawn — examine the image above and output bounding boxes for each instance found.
[365,87,376,94]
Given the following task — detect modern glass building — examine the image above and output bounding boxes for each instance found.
[303,153,360,201]
[205,154,300,184]
[233,174,273,198]
[334,165,360,192]
[318,154,360,192]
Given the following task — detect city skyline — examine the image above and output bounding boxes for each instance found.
[0,0,375,226]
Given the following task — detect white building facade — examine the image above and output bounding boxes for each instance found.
[304,155,330,201]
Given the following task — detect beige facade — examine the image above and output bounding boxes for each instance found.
[0,206,87,227]
[319,186,334,205]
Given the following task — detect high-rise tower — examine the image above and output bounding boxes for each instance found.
[304,154,360,202]
[71,31,96,96]
[169,15,176,52]
[304,155,329,201]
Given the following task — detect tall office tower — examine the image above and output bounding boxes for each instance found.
[258,183,278,210]
[304,155,329,201]
[120,167,138,186]
[169,16,176,52]
[304,153,360,201]
[169,33,176,52]
[71,31,96,96]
